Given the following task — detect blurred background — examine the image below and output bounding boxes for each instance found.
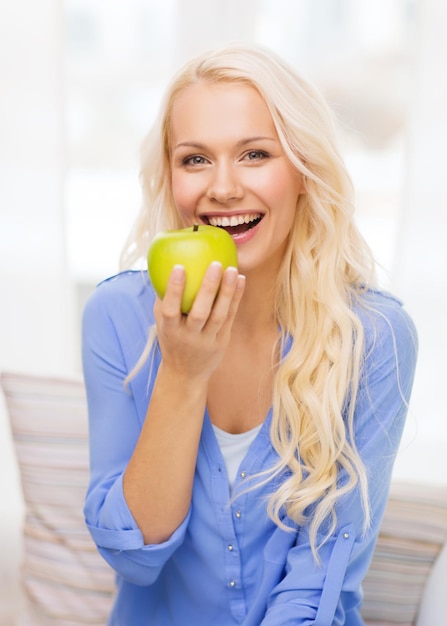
[1,0,446,620]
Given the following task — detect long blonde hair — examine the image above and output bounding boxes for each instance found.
[121,43,377,557]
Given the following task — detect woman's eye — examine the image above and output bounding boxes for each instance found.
[244,150,269,161]
[183,155,206,166]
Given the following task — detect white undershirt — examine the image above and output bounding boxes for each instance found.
[212,423,262,489]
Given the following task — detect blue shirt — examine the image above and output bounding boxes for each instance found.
[82,270,417,625]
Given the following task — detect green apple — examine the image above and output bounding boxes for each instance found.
[147,224,238,313]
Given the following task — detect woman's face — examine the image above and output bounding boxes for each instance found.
[169,81,305,276]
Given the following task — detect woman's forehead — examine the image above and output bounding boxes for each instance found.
[169,82,276,145]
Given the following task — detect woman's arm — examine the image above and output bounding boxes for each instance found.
[123,263,244,544]
[84,264,244,548]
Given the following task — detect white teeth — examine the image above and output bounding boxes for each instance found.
[208,213,261,227]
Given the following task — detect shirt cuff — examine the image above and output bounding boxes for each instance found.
[86,473,191,562]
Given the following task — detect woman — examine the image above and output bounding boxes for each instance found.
[82,43,417,625]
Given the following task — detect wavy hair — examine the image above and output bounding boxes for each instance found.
[121,43,377,558]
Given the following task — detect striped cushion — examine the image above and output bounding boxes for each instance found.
[362,482,447,625]
[1,372,115,625]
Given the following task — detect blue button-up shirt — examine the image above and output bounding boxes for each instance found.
[82,271,417,625]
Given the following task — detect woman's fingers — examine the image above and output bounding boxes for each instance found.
[223,271,246,323]
[156,261,245,338]
[186,262,225,328]
[154,263,245,379]
[187,264,245,333]
[157,265,186,323]
[200,267,245,335]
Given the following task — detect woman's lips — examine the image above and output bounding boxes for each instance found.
[207,213,262,228]
[204,213,264,242]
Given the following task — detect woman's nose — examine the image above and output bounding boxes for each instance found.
[206,163,244,203]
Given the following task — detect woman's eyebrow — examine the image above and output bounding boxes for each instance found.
[173,141,207,151]
[237,136,277,147]
[173,136,277,151]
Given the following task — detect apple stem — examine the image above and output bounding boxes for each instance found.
[193,223,199,232]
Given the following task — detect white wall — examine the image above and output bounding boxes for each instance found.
[0,0,76,376]
[0,0,76,619]
[391,0,447,484]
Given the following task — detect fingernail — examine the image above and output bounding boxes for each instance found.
[237,274,246,290]
[171,265,185,282]
[208,261,222,280]
[223,267,238,285]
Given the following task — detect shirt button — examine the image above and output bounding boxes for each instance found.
[227,544,234,551]
[240,470,246,478]
[229,580,236,588]
[235,510,242,519]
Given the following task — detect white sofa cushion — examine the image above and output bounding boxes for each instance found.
[416,540,447,625]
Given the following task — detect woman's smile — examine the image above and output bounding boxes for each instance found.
[205,212,264,242]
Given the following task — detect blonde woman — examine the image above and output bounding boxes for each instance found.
[82,43,417,625]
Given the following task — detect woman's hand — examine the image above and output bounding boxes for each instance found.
[154,261,246,382]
